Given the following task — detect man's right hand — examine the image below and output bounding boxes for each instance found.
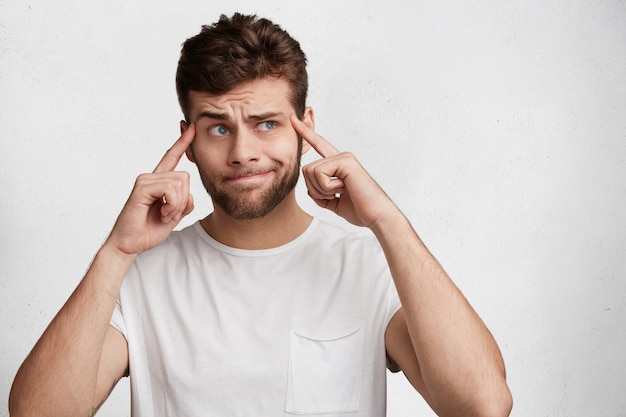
[105,124,196,257]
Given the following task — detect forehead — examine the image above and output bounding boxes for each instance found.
[188,78,293,121]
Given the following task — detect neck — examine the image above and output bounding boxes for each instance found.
[200,192,313,250]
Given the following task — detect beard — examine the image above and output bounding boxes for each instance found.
[198,157,301,220]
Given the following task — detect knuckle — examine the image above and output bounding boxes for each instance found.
[164,181,178,195]
[135,173,150,185]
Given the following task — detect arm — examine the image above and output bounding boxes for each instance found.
[9,124,196,417]
[9,248,132,417]
[292,115,512,417]
[377,212,512,417]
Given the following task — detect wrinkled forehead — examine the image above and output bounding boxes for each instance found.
[187,78,295,122]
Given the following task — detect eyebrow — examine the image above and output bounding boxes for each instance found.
[194,111,286,123]
[195,111,229,122]
[246,112,286,122]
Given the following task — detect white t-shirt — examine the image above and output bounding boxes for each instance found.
[111,218,401,416]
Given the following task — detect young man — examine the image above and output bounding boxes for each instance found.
[10,13,512,417]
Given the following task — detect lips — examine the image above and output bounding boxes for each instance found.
[225,170,271,181]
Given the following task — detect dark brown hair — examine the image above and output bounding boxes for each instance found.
[176,13,308,121]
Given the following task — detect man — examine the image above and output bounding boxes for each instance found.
[9,13,512,417]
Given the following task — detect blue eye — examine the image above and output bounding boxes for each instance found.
[209,125,230,136]
[257,121,276,131]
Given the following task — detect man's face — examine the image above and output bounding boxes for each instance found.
[184,78,312,220]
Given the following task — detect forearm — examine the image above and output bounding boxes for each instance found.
[371,209,510,415]
[9,244,134,417]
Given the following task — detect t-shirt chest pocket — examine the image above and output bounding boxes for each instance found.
[286,324,364,414]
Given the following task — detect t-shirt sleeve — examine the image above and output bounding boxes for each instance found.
[385,273,402,327]
[384,272,403,373]
[110,295,127,338]
[110,260,139,339]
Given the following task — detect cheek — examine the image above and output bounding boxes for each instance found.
[190,138,224,163]
[267,135,301,159]
[189,147,219,174]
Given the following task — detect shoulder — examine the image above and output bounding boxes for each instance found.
[134,221,206,265]
[312,218,381,249]
[120,222,211,293]
[306,218,386,267]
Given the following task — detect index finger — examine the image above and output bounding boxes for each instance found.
[290,115,339,158]
[153,123,196,173]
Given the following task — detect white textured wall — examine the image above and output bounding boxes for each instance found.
[2,1,625,416]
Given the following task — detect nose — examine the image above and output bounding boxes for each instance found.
[228,129,260,166]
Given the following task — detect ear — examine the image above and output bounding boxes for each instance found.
[300,106,315,155]
[180,120,197,164]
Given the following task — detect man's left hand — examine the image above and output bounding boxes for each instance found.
[290,115,399,230]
